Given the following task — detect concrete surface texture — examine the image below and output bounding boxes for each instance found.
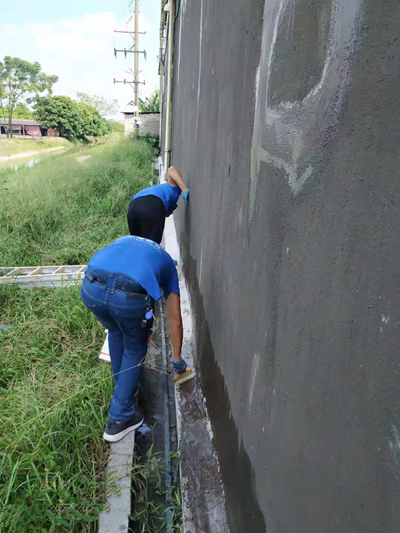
[98,430,135,533]
[168,0,400,531]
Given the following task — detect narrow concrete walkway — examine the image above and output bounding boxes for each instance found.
[98,431,136,533]
[164,217,230,532]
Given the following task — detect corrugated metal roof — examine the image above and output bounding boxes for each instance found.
[121,111,160,115]
[0,118,41,126]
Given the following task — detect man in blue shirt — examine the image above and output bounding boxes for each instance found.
[81,235,188,442]
[127,166,190,244]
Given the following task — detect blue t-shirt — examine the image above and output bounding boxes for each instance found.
[132,183,181,215]
[87,236,179,301]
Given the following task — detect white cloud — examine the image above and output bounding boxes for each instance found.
[0,11,159,120]
[1,24,22,38]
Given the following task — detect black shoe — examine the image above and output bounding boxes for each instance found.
[103,407,144,443]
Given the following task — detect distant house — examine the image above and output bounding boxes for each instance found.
[121,111,160,137]
[0,118,58,137]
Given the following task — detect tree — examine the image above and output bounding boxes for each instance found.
[0,56,57,137]
[35,95,111,141]
[77,102,111,138]
[35,96,82,139]
[138,90,159,112]
[0,84,6,130]
[76,92,119,117]
[4,102,33,120]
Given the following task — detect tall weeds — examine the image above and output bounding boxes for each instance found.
[0,284,112,531]
[0,138,154,266]
[0,138,156,531]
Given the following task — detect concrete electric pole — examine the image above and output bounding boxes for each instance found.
[114,0,146,129]
[134,0,139,112]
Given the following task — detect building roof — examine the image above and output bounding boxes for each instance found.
[121,111,160,115]
[0,118,41,126]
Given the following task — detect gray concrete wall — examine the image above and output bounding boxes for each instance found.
[168,0,400,531]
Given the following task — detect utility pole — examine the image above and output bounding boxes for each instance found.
[134,0,139,112]
[113,0,146,130]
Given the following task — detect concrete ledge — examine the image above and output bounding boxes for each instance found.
[98,431,136,533]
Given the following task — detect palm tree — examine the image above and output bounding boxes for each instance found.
[138,90,159,112]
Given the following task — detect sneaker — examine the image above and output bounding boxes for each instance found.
[103,407,144,443]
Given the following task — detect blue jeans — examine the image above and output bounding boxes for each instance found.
[80,274,152,421]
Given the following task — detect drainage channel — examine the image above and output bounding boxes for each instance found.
[129,299,179,532]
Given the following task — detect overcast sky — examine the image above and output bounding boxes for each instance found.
[0,0,160,120]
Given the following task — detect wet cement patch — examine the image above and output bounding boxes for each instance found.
[173,367,230,532]
[184,253,267,533]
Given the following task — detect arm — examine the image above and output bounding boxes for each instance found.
[166,166,188,193]
[166,292,183,362]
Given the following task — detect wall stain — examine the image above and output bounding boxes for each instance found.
[182,243,267,533]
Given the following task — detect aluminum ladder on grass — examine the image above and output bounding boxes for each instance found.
[0,265,86,287]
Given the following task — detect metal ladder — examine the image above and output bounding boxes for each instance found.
[0,265,86,287]
[0,264,109,360]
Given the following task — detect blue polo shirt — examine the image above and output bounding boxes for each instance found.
[87,236,179,301]
[132,183,181,214]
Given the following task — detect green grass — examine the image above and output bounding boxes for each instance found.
[130,448,183,533]
[0,283,112,531]
[0,136,72,158]
[0,138,155,266]
[0,137,158,531]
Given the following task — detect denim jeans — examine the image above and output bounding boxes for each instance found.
[80,273,152,422]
